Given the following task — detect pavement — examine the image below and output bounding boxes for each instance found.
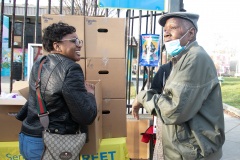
[222,112,240,160]
[1,76,240,159]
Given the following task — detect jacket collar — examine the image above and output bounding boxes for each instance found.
[171,41,198,65]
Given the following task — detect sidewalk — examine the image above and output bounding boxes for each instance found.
[1,76,240,159]
[221,112,240,160]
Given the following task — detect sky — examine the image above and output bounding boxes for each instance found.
[8,0,240,56]
[184,0,240,56]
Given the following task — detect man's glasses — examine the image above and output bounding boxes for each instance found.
[59,38,83,47]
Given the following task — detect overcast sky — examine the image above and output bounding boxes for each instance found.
[184,0,240,54]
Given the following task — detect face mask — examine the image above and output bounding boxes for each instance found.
[165,29,191,57]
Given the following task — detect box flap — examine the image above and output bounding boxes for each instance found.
[0,96,26,106]
[12,81,29,99]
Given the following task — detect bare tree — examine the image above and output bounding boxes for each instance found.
[51,0,120,17]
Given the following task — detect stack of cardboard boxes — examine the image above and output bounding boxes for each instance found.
[84,16,127,139]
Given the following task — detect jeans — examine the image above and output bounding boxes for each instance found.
[19,133,44,160]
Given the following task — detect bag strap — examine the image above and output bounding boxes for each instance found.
[36,58,49,130]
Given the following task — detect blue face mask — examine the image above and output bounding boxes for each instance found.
[165,29,191,57]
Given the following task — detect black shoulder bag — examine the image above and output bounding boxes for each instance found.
[36,59,86,160]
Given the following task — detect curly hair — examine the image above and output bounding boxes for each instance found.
[42,22,76,52]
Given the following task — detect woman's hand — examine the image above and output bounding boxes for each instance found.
[85,82,95,95]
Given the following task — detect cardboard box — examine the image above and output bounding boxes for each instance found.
[86,58,126,99]
[102,99,126,138]
[41,14,85,57]
[12,81,29,99]
[126,116,151,159]
[0,97,26,141]
[80,80,103,155]
[0,81,29,142]
[85,16,126,58]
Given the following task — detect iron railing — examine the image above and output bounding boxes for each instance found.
[0,1,165,113]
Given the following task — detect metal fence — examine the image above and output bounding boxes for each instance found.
[0,1,165,112]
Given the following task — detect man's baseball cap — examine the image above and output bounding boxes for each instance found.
[158,12,199,31]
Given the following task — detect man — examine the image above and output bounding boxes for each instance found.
[132,12,225,160]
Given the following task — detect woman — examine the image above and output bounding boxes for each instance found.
[16,22,97,160]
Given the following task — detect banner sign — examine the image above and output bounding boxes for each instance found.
[2,15,9,48]
[1,48,28,76]
[0,142,25,160]
[81,137,129,160]
[139,34,160,67]
[99,0,165,11]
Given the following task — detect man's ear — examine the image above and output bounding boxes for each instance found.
[188,27,196,41]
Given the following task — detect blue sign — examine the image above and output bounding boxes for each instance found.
[99,0,165,11]
[139,34,160,67]
[2,15,9,48]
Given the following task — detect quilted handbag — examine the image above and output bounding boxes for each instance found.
[42,131,86,160]
[36,58,86,160]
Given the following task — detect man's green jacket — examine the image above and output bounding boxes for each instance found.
[138,41,225,160]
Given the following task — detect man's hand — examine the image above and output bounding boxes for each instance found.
[131,97,142,120]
